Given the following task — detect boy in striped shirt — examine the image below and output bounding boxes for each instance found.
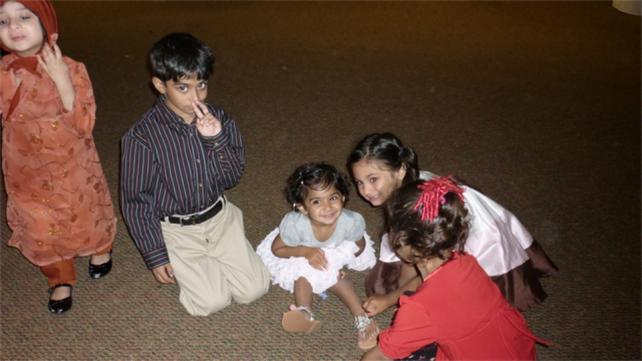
[120,32,269,316]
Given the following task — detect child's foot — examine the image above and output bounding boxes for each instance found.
[89,252,113,279]
[355,314,379,351]
[282,304,321,334]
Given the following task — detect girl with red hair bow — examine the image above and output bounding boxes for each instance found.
[361,177,548,360]
[0,0,116,314]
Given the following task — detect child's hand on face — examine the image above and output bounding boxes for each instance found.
[36,39,75,112]
[304,248,328,270]
[192,100,222,137]
[37,41,71,90]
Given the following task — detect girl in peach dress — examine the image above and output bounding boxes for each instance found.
[0,0,116,314]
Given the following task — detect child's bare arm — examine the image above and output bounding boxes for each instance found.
[354,237,366,257]
[361,345,391,361]
[272,235,328,270]
[362,276,421,317]
[37,42,75,112]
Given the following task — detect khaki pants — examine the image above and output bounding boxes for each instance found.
[161,200,269,316]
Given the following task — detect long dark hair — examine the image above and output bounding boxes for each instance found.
[347,133,419,185]
[386,180,470,262]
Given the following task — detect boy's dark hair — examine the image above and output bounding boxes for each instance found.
[386,180,470,262]
[347,133,419,185]
[149,32,214,82]
[285,162,351,208]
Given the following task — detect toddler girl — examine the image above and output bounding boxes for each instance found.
[0,0,116,314]
[256,162,378,350]
[361,177,546,360]
[348,133,557,312]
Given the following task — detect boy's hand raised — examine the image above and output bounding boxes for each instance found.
[192,101,222,137]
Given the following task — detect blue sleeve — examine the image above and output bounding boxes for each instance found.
[343,210,366,242]
[279,211,304,247]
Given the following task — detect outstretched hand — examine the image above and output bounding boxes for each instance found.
[362,294,394,317]
[192,100,222,137]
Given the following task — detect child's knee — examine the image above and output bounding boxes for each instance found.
[180,288,232,316]
[235,278,269,305]
[294,277,312,287]
[186,296,232,316]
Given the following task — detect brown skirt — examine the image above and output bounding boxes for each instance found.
[364,240,558,312]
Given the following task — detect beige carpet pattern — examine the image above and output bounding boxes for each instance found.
[1,2,640,360]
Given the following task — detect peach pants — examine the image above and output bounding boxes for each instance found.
[39,249,111,287]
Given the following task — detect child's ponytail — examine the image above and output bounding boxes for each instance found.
[397,144,419,185]
[386,178,470,262]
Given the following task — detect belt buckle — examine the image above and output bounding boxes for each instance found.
[180,216,198,226]
[177,199,221,226]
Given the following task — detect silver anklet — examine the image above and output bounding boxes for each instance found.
[354,314,372,331]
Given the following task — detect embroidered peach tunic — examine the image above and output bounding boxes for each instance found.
[1,53,115,266]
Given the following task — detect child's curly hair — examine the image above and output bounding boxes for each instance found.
[285,162,350,209]
[386,180,470,263]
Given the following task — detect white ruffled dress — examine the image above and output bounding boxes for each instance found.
[257,209,376,294]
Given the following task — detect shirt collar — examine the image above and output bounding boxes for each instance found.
[154,95,194,132]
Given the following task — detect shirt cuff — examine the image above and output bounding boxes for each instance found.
[142,247,170,270]
[200,129,228,151]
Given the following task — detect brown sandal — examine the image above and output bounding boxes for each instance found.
[282,305,322,334]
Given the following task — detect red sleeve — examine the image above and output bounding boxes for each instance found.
[60,59,96,135]
[378,295,438,360]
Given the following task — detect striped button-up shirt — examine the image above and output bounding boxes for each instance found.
[120,96,244,269]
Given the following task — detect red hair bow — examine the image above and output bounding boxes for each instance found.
[414,176,465,222]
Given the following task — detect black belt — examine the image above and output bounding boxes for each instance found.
[165,200,223,226]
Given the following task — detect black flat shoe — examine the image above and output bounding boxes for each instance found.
[48,284,72,314]
[89,253,112,279]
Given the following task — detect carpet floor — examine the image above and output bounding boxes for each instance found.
[1,1,640,360]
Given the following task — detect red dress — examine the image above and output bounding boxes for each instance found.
[1,53,116,266]
[378,252,543,360]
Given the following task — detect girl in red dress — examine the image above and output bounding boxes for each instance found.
[361,177,547,361]
[0,0,116,314]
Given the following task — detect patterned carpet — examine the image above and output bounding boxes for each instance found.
[1,1,640,360]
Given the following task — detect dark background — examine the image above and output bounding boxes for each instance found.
[1,1,640,360]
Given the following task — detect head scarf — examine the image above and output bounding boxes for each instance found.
[1,0,59,118]
[1,0,58,61]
